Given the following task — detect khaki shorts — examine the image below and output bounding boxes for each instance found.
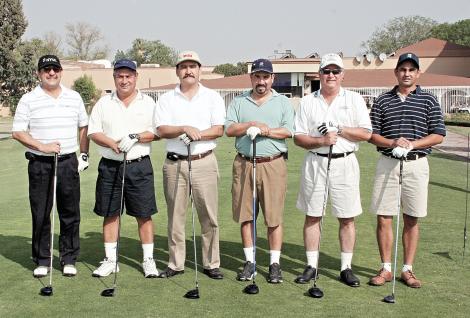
[296,152,363,218]
[370,155,429,217]
[231,154,287,227]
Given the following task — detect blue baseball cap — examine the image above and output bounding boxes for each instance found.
[251,59,273,74]
[114,59,137,71]
[396,53,419,69]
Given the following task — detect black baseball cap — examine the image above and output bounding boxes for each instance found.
[251,59,273,74]
[38,55,62,71]
[396,53,419,69]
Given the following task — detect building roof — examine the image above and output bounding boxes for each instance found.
[343,69,470,88]
[396,38,470,57]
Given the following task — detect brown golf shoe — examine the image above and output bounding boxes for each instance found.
[400,270,422,288]
[368,268,392,286]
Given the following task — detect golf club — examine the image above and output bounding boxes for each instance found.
[383,158,404,304]
[40,153,58,297]
[308,145,333,299]
[101,152,127,297]
[244,138,259,295]
[463,133,469,261]
[184,143,200,299]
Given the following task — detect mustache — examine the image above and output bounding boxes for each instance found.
[256,84,266,89]
[184,74,195,78]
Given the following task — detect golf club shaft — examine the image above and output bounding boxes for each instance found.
[187,144,199,288]
[464,134,469,259]
[390,159,403,298]
[48,153,58,288]
[252,139,257,284]
[312,145,333,287]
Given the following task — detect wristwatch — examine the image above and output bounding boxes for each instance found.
[337,125,343,136]
[129,133,141,141]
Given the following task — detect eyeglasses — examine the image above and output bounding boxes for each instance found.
[42,66,62,73]
[320,69,342,75]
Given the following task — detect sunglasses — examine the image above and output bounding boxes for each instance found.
[320,69,342,75]
[42,66,62,73]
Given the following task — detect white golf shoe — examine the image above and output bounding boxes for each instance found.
[142,258,159,278]
[92,258,119,277]
[62,264,77,277]
[33,266,49,278]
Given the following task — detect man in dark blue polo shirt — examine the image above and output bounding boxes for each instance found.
[368,53,446,288]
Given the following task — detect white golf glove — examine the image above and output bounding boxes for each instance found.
[118,134,139,153]
[77,153,89,172]
[317,122,338,136]
[392,146,410,158]
[179,133,192,146]
[246,126,261,140]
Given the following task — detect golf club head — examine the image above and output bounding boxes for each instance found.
[40,286,53,296]
[184,288,200,299]
[308,287,324,298]
[383,295,395,303]
[101,288,116,297]
[243,283,259,295]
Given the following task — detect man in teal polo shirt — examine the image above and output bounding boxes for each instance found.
[225,58,294,284]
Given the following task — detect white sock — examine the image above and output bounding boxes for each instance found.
[243,247,254,263]
[340,252,353,271]
[382,262,392,272]
[306,251,319,268]
[142,243,154,260]
[270,250,281,265]
[104,242,117,261]
[402,264,413,273]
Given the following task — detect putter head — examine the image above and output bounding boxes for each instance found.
[243,283,259,295]
[383,295,395,303]
[184,288,200,299]
[40,286,53,296]
[308,286,324,298]
[101,288,116,297]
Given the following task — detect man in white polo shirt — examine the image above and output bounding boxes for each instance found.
[88,59,159,278]
[155,50,226,280]
[12,54,90,277]
[294,53,372,287]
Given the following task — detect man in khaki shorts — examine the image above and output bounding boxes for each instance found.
[294,53,372,287]
[226,58,294,284]
[155,51,225,280]
[369,52,445,288]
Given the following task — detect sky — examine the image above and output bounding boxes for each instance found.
[21,0,469,65]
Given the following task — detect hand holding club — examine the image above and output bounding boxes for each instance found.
[118,134,139,153]
[246,126,261,140]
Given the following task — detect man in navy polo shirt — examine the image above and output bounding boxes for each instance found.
[368,53,446,288]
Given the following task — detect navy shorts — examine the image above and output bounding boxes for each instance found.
[94,156,157,218]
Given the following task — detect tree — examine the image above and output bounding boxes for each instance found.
[0,0,37,113]
[361,16,437,54]
[72,75,101,112]
[65,22,109,60]
[213,62,248,77]
[24,32,63,61]
[114,38,178,66]
[429,19,470,47]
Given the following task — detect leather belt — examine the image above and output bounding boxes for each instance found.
[166,150,212,162]
[25,152,75,162]
[103,155,149,164]
[238,152,286,163]
[312,151,353,159]
[385,153,426,161]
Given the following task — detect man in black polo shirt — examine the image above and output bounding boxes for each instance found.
[368,53,446,288]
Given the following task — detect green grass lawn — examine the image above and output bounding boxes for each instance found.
[1,137,469,318]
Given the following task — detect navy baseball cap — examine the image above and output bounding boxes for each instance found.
[114,59,137,71]
[251,59,273,74]
[38,55,62,71]
[396,53,419,69]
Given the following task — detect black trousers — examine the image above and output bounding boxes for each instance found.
[27,153,81,266]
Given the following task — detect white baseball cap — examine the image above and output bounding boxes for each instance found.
[176,50,201,66]
[319,53,344,69]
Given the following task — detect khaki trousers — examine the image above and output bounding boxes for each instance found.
[162,152,220,270]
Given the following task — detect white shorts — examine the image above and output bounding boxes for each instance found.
[296,152,363,218]
[370,155,429,217]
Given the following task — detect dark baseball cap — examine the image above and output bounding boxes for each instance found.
[396,53,419,69]
[251,59,273,74]
[114,59,137,71]
[38,55,62,71]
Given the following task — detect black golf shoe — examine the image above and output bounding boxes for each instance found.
[340,268,360,287]
[267,263,283,284]
[294,265,317,284]
[237,261,256,281]
[203,267,224,279]
[158,267,184,278]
